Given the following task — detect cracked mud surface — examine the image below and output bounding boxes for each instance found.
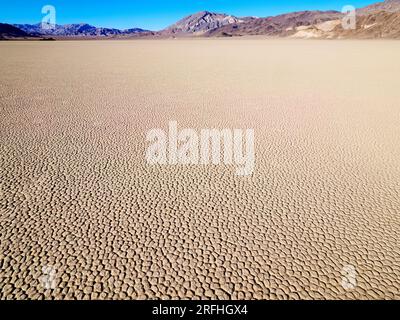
[0,40,399,299]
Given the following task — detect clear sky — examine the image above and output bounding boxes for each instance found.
[0,0,377,31]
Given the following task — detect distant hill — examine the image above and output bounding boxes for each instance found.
[0,23,32,39]
[14,23,151,38]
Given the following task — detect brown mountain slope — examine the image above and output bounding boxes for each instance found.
[288,11,400,39]
[335,10,400,38]
[205,10,343,37]
[358,0,400,14]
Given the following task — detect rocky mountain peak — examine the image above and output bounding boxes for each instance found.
[163,11,243,35]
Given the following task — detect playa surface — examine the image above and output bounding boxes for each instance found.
[0,39,399,299]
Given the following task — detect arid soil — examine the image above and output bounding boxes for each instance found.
[0,40,399,300]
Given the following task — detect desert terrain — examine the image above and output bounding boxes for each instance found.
[0,39,399,299]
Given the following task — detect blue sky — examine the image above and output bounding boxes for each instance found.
[1,0,376,31]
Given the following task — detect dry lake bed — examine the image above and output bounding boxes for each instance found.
[0,39,399,299]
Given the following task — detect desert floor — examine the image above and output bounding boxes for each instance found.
[0,39,399,299]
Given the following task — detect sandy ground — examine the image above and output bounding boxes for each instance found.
[0,39,399,300]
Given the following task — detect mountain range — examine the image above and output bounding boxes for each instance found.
[13,23,151,38]
[1,0,400,40]
[0,23,33,40]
